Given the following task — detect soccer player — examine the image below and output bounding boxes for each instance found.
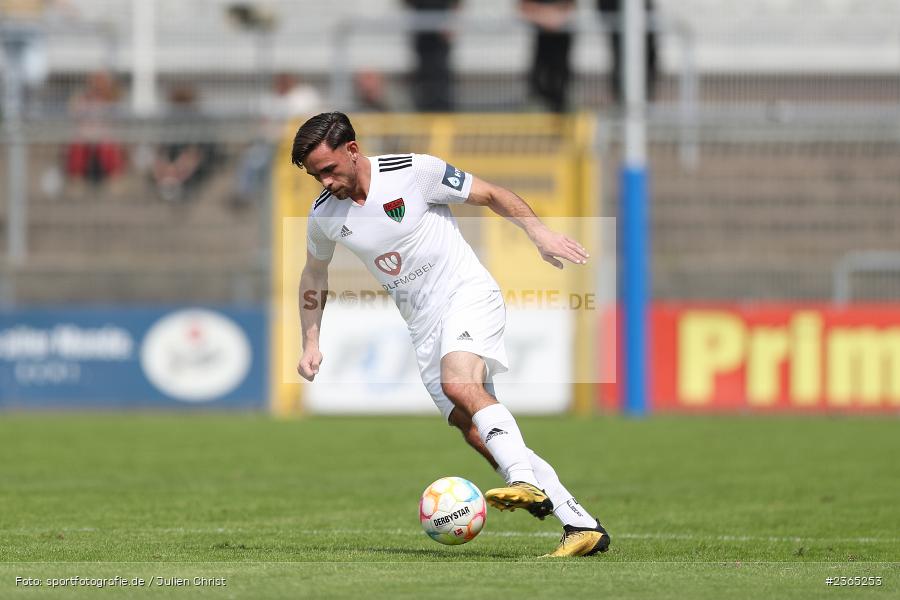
[292,112,609,557]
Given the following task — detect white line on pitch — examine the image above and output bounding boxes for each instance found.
[2,527,897,545]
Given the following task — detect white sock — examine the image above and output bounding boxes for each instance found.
[471,404,539,487]
[527,448,598,528]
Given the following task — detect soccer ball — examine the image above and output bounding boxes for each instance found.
[419,476,486,545]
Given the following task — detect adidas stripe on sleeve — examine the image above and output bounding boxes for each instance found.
[378,154,413,172]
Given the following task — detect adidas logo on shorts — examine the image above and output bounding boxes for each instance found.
[456,331,472,341]
[340,225,353,237]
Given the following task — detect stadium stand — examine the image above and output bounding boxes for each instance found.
[2,0,899,305]
[644,134,900,300]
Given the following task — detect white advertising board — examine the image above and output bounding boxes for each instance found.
[305,305,573,416]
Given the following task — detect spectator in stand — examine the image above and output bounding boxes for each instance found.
[597,0,659,105]
[232,73,323,208]
[354,70,391,112]
[64,70,127,188]
[404,0,459,112]
[520,0,575,113]
[258,73,323,124]
[151,85,219,203]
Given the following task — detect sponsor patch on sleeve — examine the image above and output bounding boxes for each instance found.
[442,163,466,192]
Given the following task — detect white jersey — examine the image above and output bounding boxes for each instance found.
[307,153,499,344]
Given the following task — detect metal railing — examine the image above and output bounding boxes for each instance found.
[833,252,900,304]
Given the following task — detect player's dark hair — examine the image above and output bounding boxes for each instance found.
[291,111,356,168]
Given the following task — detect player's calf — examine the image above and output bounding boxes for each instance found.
[448,407,499,470]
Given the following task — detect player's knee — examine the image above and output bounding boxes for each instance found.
[441,381,470,403]
[444,382,497,421]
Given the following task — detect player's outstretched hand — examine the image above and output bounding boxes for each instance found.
[531,227,590,269]
[298,347,323,381]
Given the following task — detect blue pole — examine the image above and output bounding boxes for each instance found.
[622,166,648,416]
[621,0,649,416]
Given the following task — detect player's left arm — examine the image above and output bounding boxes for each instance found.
[465,176,589,269]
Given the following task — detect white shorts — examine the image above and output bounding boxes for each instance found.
[415,289,509,422]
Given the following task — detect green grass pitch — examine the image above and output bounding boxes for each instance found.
[1,413,898,598]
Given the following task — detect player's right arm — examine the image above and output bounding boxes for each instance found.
[298,250,331,381]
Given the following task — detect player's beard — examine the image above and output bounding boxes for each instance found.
[333,171,356,200]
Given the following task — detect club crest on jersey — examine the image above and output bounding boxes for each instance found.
[374,251,402,276]
[383,198,405,223]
